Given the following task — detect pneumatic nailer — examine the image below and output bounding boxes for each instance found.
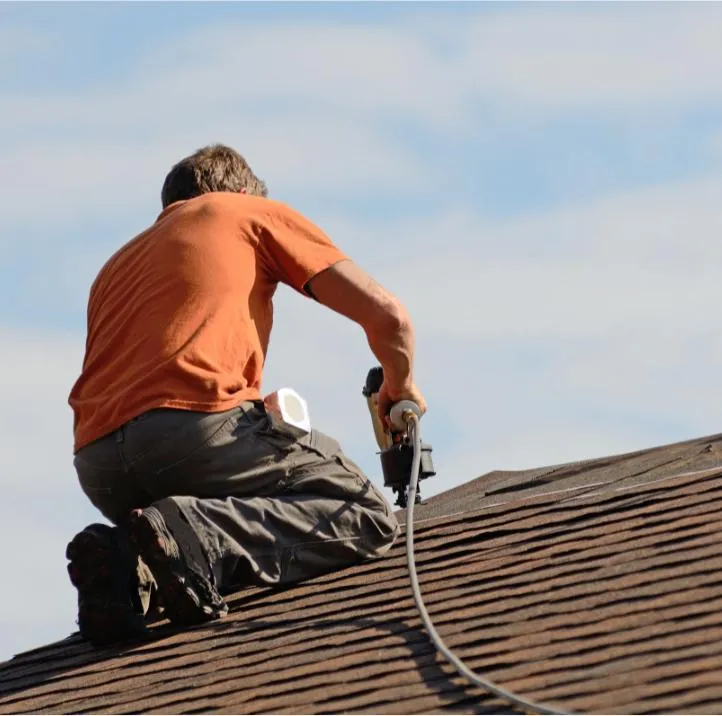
[362,367,436,508]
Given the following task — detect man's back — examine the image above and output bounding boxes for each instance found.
[65,143,423,647]
[69,192,346,452]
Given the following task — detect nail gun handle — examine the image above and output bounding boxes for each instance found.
[363,367,393,450]
[363,367,421,444]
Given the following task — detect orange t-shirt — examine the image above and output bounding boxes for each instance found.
[68,192,348,452]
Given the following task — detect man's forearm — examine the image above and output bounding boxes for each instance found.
[303,259,417,393]
[365,310,416,395]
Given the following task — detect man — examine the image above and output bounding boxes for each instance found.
[66,144,427,645]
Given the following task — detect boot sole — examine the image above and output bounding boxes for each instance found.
[129,510,227,626]
[66,527,147,646]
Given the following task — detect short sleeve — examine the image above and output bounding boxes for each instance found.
[258,202,349,296]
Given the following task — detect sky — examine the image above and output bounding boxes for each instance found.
[3,0,722,662]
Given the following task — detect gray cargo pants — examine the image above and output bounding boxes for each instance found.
[74,401,400,603]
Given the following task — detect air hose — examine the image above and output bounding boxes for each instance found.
[403,412,570,716]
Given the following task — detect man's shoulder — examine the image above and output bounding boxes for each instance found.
[206,193,319,230]
[199,192,294,215]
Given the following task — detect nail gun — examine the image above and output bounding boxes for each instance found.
[362,366,436,508]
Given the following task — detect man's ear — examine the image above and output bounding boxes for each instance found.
[239,188,248,194]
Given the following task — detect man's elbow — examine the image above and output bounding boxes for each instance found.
[367,299,412,338]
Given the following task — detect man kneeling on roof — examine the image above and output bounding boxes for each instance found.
[66,144,427,645]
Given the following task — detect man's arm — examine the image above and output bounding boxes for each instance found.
[306,260,426,418]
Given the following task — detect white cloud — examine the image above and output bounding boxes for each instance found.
[439,421,659,491]
[460,6,722,113]
[0,142,163,230]
[0,116,423,230]
[0,21,463,133]
[5,4,722,232]
[1,514,81,645]
[6,6,722,133]
[0,26,54,59]
[380,173,722,341]
[707,129,722,159]
[0,329,81,493]
[0,329,98,660]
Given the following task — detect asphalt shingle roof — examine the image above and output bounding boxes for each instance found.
[2,431,722,714]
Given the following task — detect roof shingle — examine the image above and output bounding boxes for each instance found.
[2,431,722,714]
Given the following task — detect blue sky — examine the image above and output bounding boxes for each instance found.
[3,0,722,662]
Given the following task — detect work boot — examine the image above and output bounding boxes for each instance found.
[128,502,228,626]
[66,523,149,646]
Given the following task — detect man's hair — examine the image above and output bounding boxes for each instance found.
[161,144,269,208]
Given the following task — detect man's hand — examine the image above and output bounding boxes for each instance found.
[377,380,427,429]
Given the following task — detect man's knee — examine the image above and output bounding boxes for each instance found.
[371,516,401,557]
[360,486,401,558]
